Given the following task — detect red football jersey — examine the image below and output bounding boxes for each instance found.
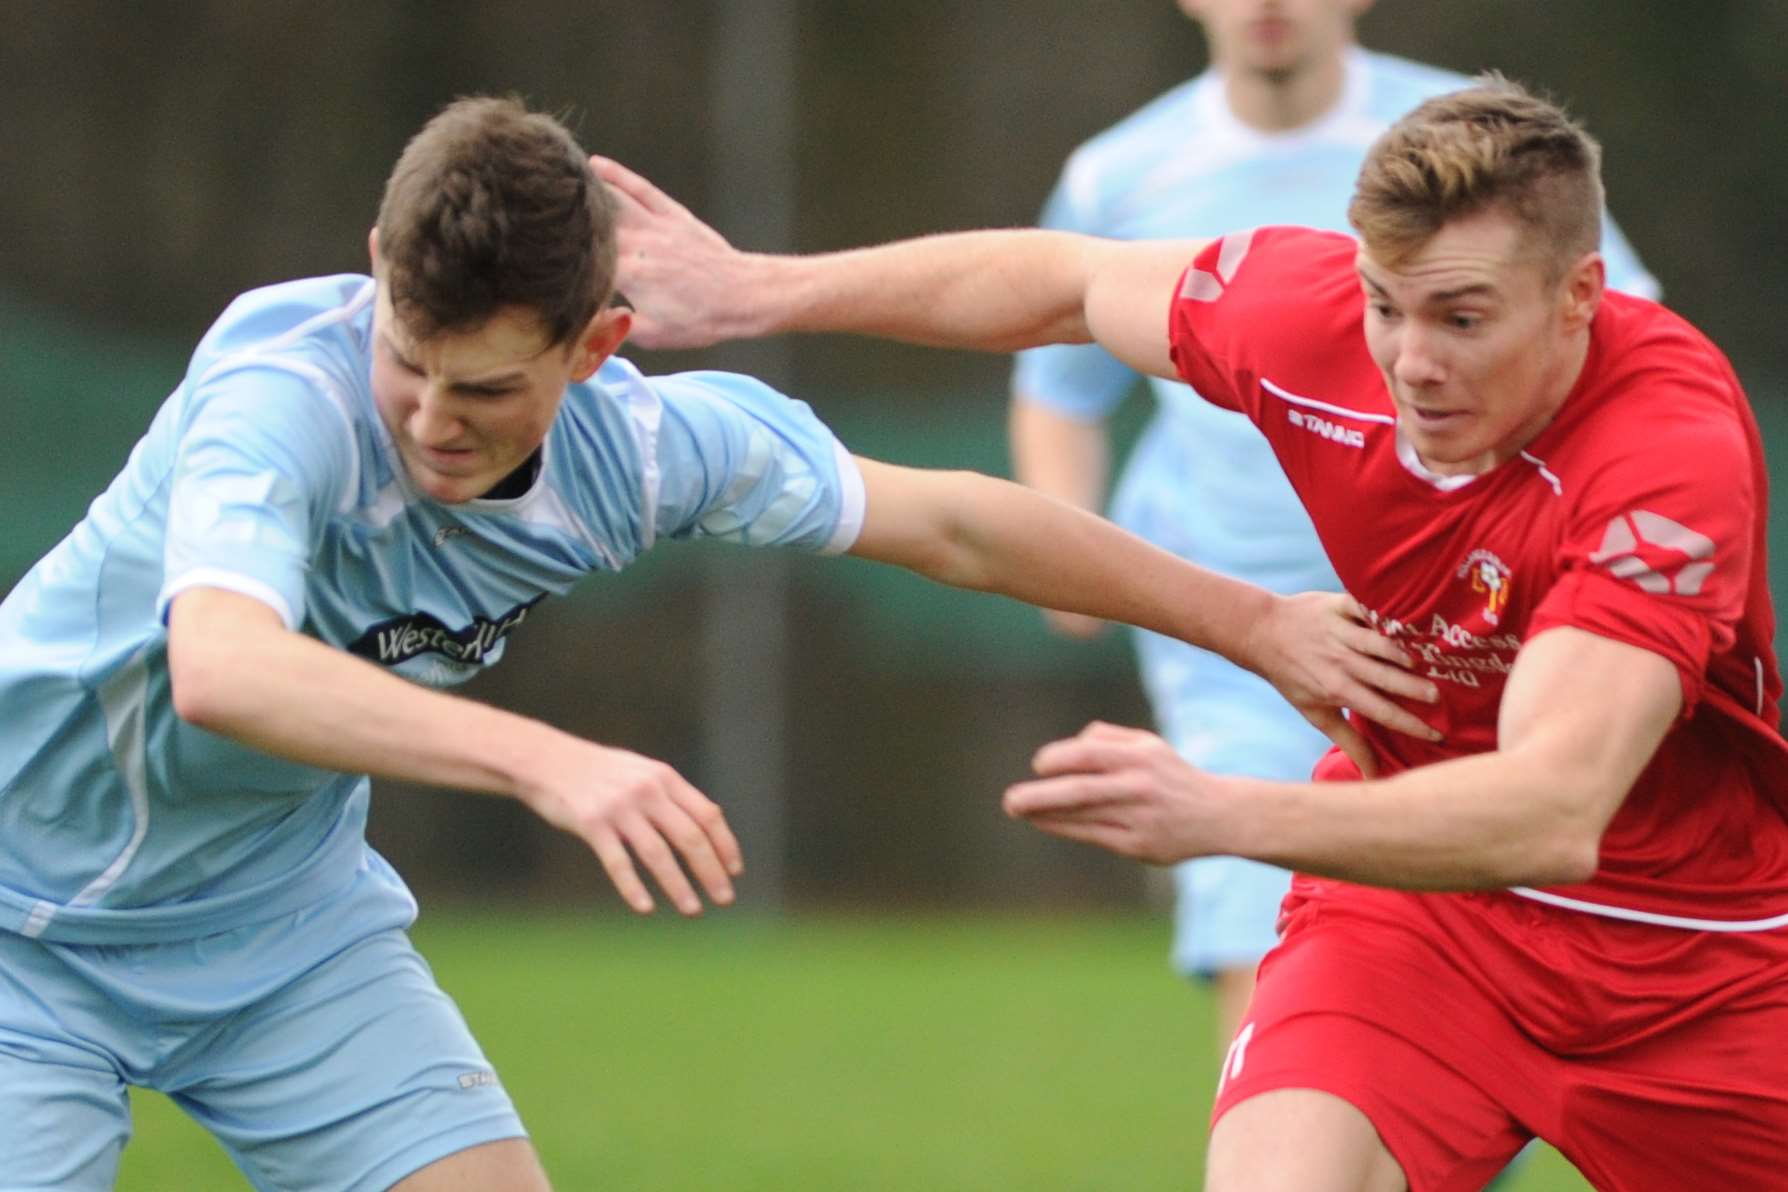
[1168,226,1788,928]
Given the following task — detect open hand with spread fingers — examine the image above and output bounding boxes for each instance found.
[1237,591,1441,776]
[1003,722,1228,866]
[592,154,760,350]
[519,739,745,916]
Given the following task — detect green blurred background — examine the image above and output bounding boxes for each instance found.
[4,3,1782,1187]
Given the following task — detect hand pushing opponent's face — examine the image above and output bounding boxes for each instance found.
[367,255,629,504]
[1357,206,1602,478]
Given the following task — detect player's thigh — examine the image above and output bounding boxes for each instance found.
[169,927,528,1192]
[391,1137,549,1191]
[0,1031,132,1192]
[0,934,132,1191]
[1208,1087,1406,1192]
[1558,991,1788,1191]
[1212,907,1532,1192]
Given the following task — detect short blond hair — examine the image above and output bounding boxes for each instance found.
[1349,75,1604,281]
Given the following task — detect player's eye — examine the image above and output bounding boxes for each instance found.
[385,342,424,375]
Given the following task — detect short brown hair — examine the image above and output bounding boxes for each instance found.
[376,96,617,347]
[1349,75,1604,281]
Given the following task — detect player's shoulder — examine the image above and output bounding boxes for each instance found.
[555,356,820,470]
[196,275,374,364]
[1172,226,1370,400]
[187,275,375,408]
[1057,73,1212,200]
[1354,49,1473,117]
[1193,225,1360,299]
[1078,73,1209,154]
[1590,293,1745,415]
[1548,294,1752,480]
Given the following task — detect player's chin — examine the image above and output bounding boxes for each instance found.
[408,466,489,504]
[1404,424,1490,468]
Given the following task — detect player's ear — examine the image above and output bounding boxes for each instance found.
[569,305,632,382]
[1560,251,1604,333]
[367,227,381,271]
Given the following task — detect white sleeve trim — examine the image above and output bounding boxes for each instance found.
[158,568,300,631]
[823,441,867,555]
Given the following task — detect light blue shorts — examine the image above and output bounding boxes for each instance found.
[1135,632,1333,979]
[0,862,524,1191]
[1170,854,1295,977]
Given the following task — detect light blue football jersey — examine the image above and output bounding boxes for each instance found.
[1014,48,1658,775]
[0,275,865,944]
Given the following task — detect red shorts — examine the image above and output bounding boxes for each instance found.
[1211,885,1788,1191]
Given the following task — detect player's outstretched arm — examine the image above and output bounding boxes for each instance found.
[1006,626,1681,890]
[846,457,1439,768]
[166,587,741,916]
[595,155,1198,378]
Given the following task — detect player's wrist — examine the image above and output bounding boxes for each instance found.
[497,722,587,810]
[1221,586,1284,676]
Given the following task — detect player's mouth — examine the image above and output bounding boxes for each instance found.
[1408,406,1467,427]
[1247,18,1293,46]
[414,443,482,474]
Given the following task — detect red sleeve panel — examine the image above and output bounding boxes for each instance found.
[1167,226,1366,417]
[1528,317,1759,717]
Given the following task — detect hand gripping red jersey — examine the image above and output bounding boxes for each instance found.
[1168,226,1788,932]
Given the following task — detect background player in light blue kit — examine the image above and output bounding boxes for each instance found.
[1009,0,1657,1043]
[0,97,1434,1189]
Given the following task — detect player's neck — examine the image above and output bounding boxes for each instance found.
[1220,51,1349,133]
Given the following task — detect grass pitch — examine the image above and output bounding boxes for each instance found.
[117,911,1590,1190]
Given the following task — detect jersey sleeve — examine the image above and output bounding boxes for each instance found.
[1010,165,1140,420]
[1529,404,1754,713]
[158,364,354,629]
[648,370,866,554]
[1165,226,1362,419]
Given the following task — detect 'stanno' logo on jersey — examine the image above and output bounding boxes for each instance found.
[347,593,547,667]
[1588,510,1715,596]
[1456,549,1513,627]
[1286,408,1366,448]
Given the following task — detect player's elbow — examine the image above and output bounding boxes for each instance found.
[167,638,235,731]
[166,621,259,734]
[907,470,1004,591]
[1518,831,1602,886]
[1512,782,1617,886]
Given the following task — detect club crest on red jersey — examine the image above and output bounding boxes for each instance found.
[1456,549,1513,628]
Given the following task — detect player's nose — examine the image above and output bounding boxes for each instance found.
[410,387,468,445]
[1392,326,1446,387]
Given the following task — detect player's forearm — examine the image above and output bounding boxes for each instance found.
[1228,750,1606,890]
[927,471,1272,655]
[168,595,573,802]
[742,231,1099,352]
[1007,399,1110,514]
